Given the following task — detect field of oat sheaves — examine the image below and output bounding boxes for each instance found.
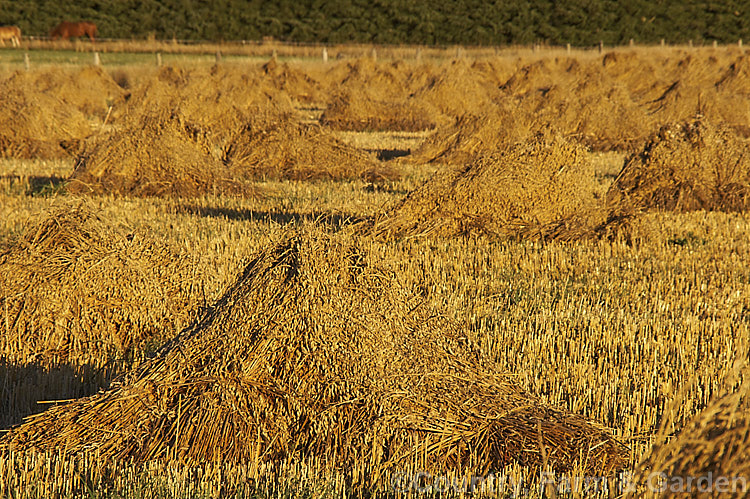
[0,45,749,498]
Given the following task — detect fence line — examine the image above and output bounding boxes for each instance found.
[9,36,747,70]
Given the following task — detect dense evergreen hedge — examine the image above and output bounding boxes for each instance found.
[0,0,747,46]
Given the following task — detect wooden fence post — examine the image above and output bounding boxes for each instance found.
[24,52,30,71]
[322,47,328,62]
[156,52,162,66]
[93,52,100,65]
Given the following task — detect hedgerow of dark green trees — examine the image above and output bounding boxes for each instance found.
[0,0,748,46]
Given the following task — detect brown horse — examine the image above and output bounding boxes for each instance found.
[0,26,21,47]
[50,21,97,42]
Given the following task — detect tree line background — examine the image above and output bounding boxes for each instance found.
[0,0,748,46]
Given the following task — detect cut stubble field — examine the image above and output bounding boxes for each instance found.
[0,44,749,497]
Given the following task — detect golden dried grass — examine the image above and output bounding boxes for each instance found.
[501,57,582,96]
[600,50,667,102]
[4,47,750,495]
[67,112,254,198]
[317,59,439,132]
[607,119,750,214]
[410,59,503,123]
[646,80,750,138]
[5,66,127,121]
[504,58,653,151]
[83,65,394,188]
[715,55,750,95]
[635,53,750,138]
[0,200,202,367]
[319,58,416,102]
[632,366,750,498]
[0,76,92,159]
[319,89,439,132]
[125,65,296,151]
[260,57,323,105]
[539,79,651,152]
[222,111,398,182]
[0,226,629,483]
[407,107,532,165]
[469,58,519,88]
[372,131,605,241]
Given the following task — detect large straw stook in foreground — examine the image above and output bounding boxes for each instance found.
[607,119,750,214]
[0,227,629,484]
[0,201,202,367]
[373,132,604,241]
[67,113,253,198]
[632,371,750,498]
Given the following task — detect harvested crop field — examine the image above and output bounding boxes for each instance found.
[0,44,749,498]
